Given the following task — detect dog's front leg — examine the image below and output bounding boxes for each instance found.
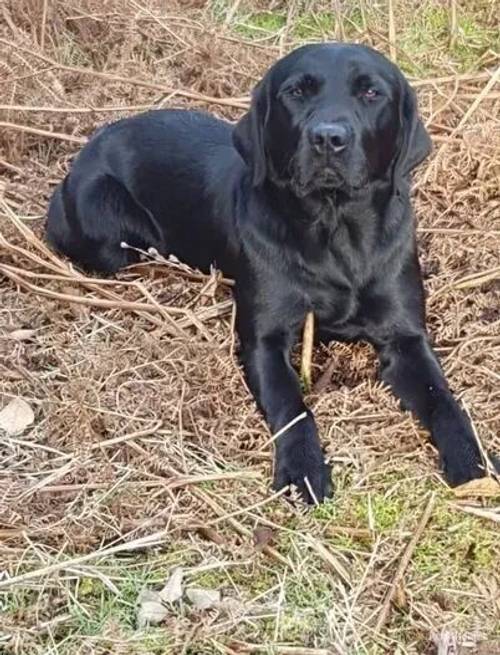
[376,333,489,485]
[239,330,332,503]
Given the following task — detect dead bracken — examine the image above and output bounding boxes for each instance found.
[0,1,499,653]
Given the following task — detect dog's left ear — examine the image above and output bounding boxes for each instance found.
[394,80,432,181]
[233,78,270,187]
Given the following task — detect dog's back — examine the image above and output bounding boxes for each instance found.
[46,109,243,275]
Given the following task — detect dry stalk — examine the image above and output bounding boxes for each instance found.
[374,492,436,632]
[0,120,87,144]
[300,311,315,391]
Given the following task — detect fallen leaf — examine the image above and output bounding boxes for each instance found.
[453,477,500,498]
[196,525,226,545]
[253,526,274,551]
[159,567,184,604]
[0,398,35,436]
[136,590,168,628]
[8,329,37,341]
[186,587,221,610]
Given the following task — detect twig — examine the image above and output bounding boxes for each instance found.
[0,529,171,590]
[429,266,500,300]
[168,470,262,491]
[417,228,500,235]
[0,121,86,144]
[257,412,308,452]
[122,243,234,286]
[303,475,319,506]
[333,0,346,41]
[40,0,49,51]
[229,643,333,655]
[0,156,22,174]
[300,311,314,391]
[205,486,288,525]
[303,534,351,586]
[410,70,492,88]
[387,0,396,62]
[90,421,162,451]
[18,460,77,500]
[449,0,458,48]
[0,103,157,113]
[325,525,373,539]
[374,492,435,632]
[462,402,499,479]
[32,471,260,494]
[449,503,500,523]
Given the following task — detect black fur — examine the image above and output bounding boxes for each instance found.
[47,43,492,503]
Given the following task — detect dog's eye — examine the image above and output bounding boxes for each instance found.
[290,86,304,98]
[360,87,379,101]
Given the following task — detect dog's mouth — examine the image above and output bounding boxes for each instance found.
[290,158,355,197]
[314,165,345,187]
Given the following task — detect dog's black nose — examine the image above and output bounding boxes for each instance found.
[309,122,351,153]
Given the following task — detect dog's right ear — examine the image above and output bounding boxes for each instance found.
[233,79,270,187]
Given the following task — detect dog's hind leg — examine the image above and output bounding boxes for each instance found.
[46,174,163,275]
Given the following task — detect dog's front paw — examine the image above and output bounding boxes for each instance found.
[273,436,332,504]
[442,446,500,487]
[441,449,485,487]
[432,402,493,487]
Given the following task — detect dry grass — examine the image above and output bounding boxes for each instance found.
[0,1,499,653]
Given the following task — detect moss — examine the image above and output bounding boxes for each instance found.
[233,7,366,42]
[235,11,286,39]
[413,501,497,583]
[354,492,409,532]
[293,12,336,40]
[311,496,342,522]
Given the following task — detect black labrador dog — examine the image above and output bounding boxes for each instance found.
[46,43,489,503]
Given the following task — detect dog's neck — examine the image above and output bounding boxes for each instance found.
[255,176,412,267]
[263,176,403,230]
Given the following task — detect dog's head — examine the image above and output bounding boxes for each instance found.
[234,43,431,197]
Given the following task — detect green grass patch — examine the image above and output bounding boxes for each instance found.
[234,11,286,39]
[214,1,498,77]
[399,4,498,74]
[413,500,497,583]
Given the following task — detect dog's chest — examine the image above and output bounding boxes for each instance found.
[305,259,360,325]
[299,223,392,327]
